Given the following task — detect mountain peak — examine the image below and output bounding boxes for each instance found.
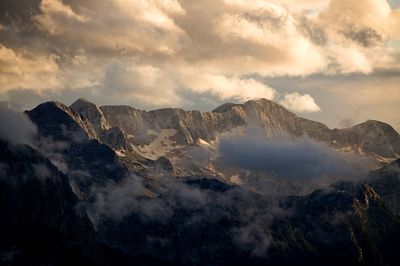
[70,98,97,109]
[361,119,391,127]
[243,98,290,112]
[247,98,275,105]
[212,98,281,113]
[212,102,239,113]
[332,119,400,158]
[70,98,110,131]
[76,97,90,103]
[36,101,78,119]
[27,100,98,141]
[351,120,399,135]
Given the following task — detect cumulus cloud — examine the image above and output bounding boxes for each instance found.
[33,0,186,55]
[0,45,60,91]
[178,71,277,102]
[103,61,181,107]
[214,6,327,76]
[279,92,321,113]
[34,0,88,35]
[0,0,399,116]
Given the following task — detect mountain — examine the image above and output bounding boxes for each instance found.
[69,98,400,161]
[0,140,102,265]
[368,159,400,216]
[63,97,400,180]
[1,137,400,265]
[331,121,400,159]
[2,97,400,265]
[26,101,131,198]
[95,178,400,266]
[21,97,400,194]
[271,183,400,266]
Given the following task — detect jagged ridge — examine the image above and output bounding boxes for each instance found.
[68,98,400,159]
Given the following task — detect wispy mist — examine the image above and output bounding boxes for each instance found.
[0,103,37,146]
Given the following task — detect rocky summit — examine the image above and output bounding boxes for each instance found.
[1,98,400,266]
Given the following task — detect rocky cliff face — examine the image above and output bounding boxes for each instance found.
[70,99,130,151]
[26,101,132,198]
[68,98,400,162]
[97,98,332,146]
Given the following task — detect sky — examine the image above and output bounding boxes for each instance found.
[0,0,399,131]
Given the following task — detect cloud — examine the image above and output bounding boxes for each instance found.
[0,0,399,119]
[101,61,278,107]
[0,104,37,145]
[217,126,370,181]
[279,92,321,113]
[214,6,327,76]
[88,174,287,258]
[103,61,181,107]
[33,0,186,55]
[223,0,330,12]
[0,44,60,92]
[341,26,383,48]
[34,0,88,35]
[87,174,146,223]
[178,71,278,102]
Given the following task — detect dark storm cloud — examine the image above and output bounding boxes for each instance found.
[0,0,41,22]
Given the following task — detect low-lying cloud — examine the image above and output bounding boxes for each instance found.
[88,174,287,259]
[217,127,370,181]
[0,103,37,145]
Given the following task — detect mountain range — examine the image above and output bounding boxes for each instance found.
[1,98,400,265]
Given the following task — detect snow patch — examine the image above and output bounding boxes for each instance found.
[197,138,210,146]
[137,129,184,160]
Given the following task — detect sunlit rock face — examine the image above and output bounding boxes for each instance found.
[97,98,332,147]
[68,98,400,165]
